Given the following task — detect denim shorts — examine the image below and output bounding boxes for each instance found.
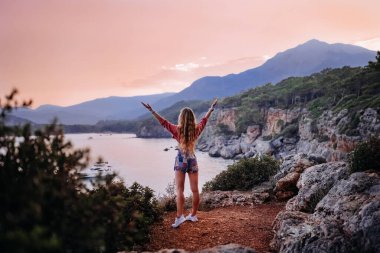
[174,150,198,174]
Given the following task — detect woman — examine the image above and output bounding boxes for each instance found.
[141,99,217,228]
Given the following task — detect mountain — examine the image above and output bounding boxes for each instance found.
[12,39,377,125]
[151,39,376,109]
[12,93,174,125]
[4,114,35,126]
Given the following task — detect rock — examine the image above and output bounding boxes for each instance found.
[283,137,297,144]
[271,172,380,253]
[271,137,284,149]
[198,243,256,253]
[244,147,256,158]
[220,144,241,159]
[273,153,318,184]
[130,243,256,253]
[286,162,349,213]
[275,191,295,201]
[246,125,261,143]
[307,154,327,164]
[209,146,221,157]
[216,109,237,132]
[262,108,302,136]
[201,182,274,209]
[252,139,273,156]
[234,154,245,160]
[275,172,300,192]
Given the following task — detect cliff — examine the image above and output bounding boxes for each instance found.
[198,106,379,161]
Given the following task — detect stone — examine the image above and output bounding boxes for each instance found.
[201,182,274,209]
[273,153,316,184]
[220,144,241,159]
[286,162,350,213]
[274,172,300,193]
[198,244,256,253]
[246,125,261,143]
[275,191,295,200]
[271,171,380,253]
[132,243,256,253]
[209,146,221,157]
[307,154,327,164]
[271,137,284,149]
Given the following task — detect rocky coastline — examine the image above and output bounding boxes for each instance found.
[196,107,379,162]
[137,106,379,252]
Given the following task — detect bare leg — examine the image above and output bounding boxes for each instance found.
[188,172,199,216]
[175,170,186,217]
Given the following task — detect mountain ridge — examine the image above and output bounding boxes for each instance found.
[12,39,377,125]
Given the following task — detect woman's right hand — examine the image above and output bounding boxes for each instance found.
[211,98,218,110]
[141,102,153,112]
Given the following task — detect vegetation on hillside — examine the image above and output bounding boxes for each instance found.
[349,135,380,173]
[202,156,279,191]
[61,119,138,133]
[0,90,162,252]
[139,54,380,138]
[218,63,380,136]
[48,53,380,138]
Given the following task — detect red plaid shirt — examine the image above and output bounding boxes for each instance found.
[154,113,208,142]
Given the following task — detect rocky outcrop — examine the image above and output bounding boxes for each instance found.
[297,108,380,161]
[198,107,379,160]
[285,162,350,212]
[136,125,171,138]
[262,107,303,136]
[200,182,273,209]
[138,105,379,162]
[271,171,380,253]
[129,244,256,253]
[273,153,326,200]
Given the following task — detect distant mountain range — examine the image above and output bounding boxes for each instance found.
[12,39,377,125]
[12,93,174,124]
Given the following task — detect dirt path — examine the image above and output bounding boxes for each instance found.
[146,202,285,253]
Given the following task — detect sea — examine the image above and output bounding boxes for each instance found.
[66,133,234,196]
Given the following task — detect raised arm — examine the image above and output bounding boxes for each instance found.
[141,102,178,139]
[196,98,218,137]
[205,98,217,119]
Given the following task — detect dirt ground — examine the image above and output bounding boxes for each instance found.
[146,202,285,253]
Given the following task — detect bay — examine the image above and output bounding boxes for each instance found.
[66,133,233,196]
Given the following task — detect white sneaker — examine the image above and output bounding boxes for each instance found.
[185,214,198,222]
[171,215,186,228]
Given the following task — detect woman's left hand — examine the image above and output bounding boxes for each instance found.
[211,98,218,109]
[141,102,153,112]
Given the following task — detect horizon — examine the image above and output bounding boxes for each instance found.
[1,0,380,108]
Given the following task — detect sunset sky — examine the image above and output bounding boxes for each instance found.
[1,0,380,108]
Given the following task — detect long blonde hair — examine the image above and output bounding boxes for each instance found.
[177,107,197,155]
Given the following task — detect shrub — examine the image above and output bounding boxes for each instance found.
[157,180,177,211]
[0,89,161,252]
[215,123,234,136]
[349,136,380,173]
[202,155,279,191]
[278,123,299,138]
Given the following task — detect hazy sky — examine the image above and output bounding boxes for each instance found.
[1,0,379,108]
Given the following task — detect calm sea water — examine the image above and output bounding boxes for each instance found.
[66,133,233,196]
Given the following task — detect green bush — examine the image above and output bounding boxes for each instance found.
[349,136,380,173]
[215,123,234,136]
[278,123,299,138]
[0,89,161,252]
[157,180,177,212]
[202,155,279,191]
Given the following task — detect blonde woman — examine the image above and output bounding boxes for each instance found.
[141,99,217,228]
